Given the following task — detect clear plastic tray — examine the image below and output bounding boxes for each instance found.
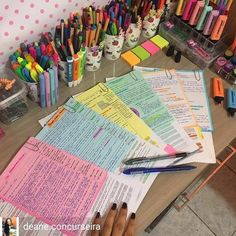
[0,67,28,124]
[159,15,227,68]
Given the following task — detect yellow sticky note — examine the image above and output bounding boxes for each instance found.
[74,83,159,145]
[150,35,169,49]
[121,51,141,66]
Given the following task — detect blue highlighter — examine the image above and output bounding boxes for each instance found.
[227,88,236,117]
[39,73,46,108]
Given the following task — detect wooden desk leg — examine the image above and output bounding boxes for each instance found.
[174,145,236,212]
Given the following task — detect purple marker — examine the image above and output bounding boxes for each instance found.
[224,62,234,73]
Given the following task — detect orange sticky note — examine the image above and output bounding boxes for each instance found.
[121,51,141,66]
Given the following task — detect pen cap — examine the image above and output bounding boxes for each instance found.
[213,77,224,104]
[227,89,236,116]
[210,15,228,41]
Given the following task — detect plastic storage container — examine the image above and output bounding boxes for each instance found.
[0,68,28,124]
[159,15,227,69]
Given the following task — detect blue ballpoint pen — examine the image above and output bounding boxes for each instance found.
[123,165,197,175]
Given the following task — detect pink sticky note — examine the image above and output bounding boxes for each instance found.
[164,144,176,155]
[141,40,160,55]
[0,137,107,236]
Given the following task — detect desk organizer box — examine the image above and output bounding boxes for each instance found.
[0,68,28,124]
[215,52,236,85]
[159,15,227,69]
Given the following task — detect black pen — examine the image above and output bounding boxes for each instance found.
[123,148,202,165]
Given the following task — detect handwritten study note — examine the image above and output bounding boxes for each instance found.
[175,70,213,132]
[73,83,165,148]
[133,67,197,128]
[106,70,197,152]
[0,137,107,236]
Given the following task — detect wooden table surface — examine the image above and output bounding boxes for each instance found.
[0,51,235,235]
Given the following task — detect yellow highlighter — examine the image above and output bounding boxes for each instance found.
[30,68,39,82]
[24,53,35,63]
[176,0,187,16]
[33,62,44,74]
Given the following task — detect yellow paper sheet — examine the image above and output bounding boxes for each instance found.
[74,83,164,147]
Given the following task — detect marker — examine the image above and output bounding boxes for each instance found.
[210,15,228,41]
[73,54,79,86]
[227,89,236,117]
[77,47,86,83]
[213,77,224,104]
[189,1,205,26]
[182,0,197,21]
[229,37,236,52]
[202,10,219,36]
[195,5,213,31]
[39,73,46,108]
[53,66,59,102]
[176,0,187,16]
[60,19,65,45]
[66,56,73,87]
[22,67,33,82]
[123,165,197,175]
[44,71,51,107]
[48,68,56,105]
[30,68,39,82]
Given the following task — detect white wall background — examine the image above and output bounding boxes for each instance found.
[0,0,109,66]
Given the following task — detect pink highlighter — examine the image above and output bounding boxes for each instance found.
[182,0,197,21]
[203,10,220,36]
[189,1,205,26]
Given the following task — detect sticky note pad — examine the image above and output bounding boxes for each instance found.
[150,35,169,49]
[121,51,141,66]
[131,46,150,61]
[141,41,160,55]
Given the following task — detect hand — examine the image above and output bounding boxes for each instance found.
[91,202,136,236]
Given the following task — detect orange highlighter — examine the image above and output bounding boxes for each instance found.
[210,15,228,41]
[229,37,236,52]
[213,77,224,104]
[73,54,80,86]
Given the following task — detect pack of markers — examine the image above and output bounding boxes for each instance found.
[8,33,59,108]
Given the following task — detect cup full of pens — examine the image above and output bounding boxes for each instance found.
[54,13,88,87]
[103,0,136,60]
[81,6,106,71]
[124,16,142,49]
[9,33,59,108]
[142,9,164,38]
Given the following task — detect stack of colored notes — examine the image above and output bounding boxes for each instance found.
[0,67,216,236]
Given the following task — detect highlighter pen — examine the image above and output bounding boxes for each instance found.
[203,10,219,36]
[176,0,187,16]
[73,54,79,86]
[22,67,33,82]
[39,73,46,108]
[213,77,224,104]
[210,15,228,41]
[48,68,56,106]
[66,56,73,87]
[227,89,236,117]
[195,5,213,31]
[182,0,197,21]
[229,37,236,52]
[189,1,205,26]
[44,71,51,107]
[53,66,59,102]
[77,47,86,84]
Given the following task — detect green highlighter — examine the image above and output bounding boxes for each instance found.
[195,5,213,31]
[131,46,150,61]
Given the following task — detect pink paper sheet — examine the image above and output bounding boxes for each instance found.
[0,137,107,236]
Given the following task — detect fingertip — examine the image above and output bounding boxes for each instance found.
[111,203,117,210]
[131,213,135,219]
[96,212,100,218]
[122,202,127,209]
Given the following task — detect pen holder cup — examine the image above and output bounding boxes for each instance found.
[58,61,67,83]
[104,33,125,60]
[142,16,161,38]
[22,80,39,102]
[124,21,142,49]
[85,43,104,72]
